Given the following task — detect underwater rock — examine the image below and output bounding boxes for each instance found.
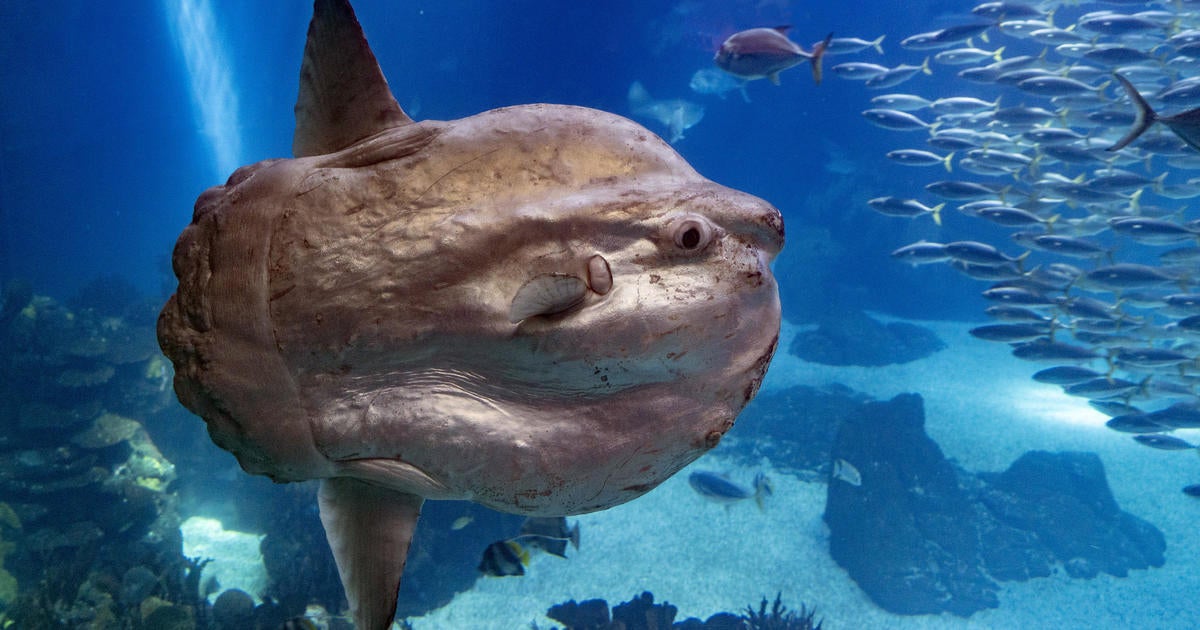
[728,383,870,478]
[825,393,999,616]
[826,393,1167,617]
[212,588,256,629]
[141,599,195,630]
[120,565,160,606]
[789,309,945,366]
[978,451,1165,579]
[0,279,33,329]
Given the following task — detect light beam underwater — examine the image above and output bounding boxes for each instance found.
[164,0,242,180]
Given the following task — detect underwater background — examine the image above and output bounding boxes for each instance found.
[2,0,1200,628]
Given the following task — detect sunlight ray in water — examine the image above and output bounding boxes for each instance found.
[164,0,242,180]
[1014,381,1109,428]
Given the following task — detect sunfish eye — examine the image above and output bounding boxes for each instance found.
[672,216,714,251]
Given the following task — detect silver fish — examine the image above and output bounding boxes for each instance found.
[689,470,773,510]
[1109,73,1200,152]
[715,27,833,85]
[832,458,862,486]
[157,2,783,628]
[1133,434,1196,451]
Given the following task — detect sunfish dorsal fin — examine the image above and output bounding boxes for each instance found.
[318,477,423,630]
[294,0,413,157]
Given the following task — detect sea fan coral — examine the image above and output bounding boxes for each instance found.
[743,593,822,630]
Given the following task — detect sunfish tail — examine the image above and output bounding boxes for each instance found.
[809,32,834,85]
[1107,73,1158,152]
[319,478,424,630]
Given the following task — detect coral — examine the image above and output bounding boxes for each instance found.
[546,598,611,629]
[0,502,20,609]
[119,566,159,606]
[612,591,677,628]
[0,563,14,609]
[0,279,33,329]
[70,412,141,449]
[0,290,189,629]
[56,364,116,388]
[744,593,822,630]
[0,504,21,531]
[545,592,681,629]
[141,601,195,630]
[543,591,819,630]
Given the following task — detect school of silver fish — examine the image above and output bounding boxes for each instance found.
[843,0,1200,495]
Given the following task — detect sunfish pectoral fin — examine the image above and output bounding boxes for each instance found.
[318,477,423,630]
[509,273,588,323]
[294,0,414,158]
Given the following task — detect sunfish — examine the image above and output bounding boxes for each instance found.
[715,26,833,85]
[156,1,784,628]
[627,81,706,143]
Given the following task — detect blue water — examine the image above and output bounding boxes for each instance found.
[3,0,1196,627]
[0,0,974,317]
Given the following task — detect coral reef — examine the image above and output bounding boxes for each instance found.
[0,283,193,627]
[543,591,821,630]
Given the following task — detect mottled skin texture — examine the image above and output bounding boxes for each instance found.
[157,1,783,627]
[161,104,782,513]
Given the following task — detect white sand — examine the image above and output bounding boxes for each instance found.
[410,319,1200,629]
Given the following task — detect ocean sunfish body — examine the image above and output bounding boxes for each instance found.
[157,1,783,628]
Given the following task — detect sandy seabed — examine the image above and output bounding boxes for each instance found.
[410,318,1200,630]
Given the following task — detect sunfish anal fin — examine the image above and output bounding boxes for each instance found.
[318,477,423,630]
[294,0,413,158]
